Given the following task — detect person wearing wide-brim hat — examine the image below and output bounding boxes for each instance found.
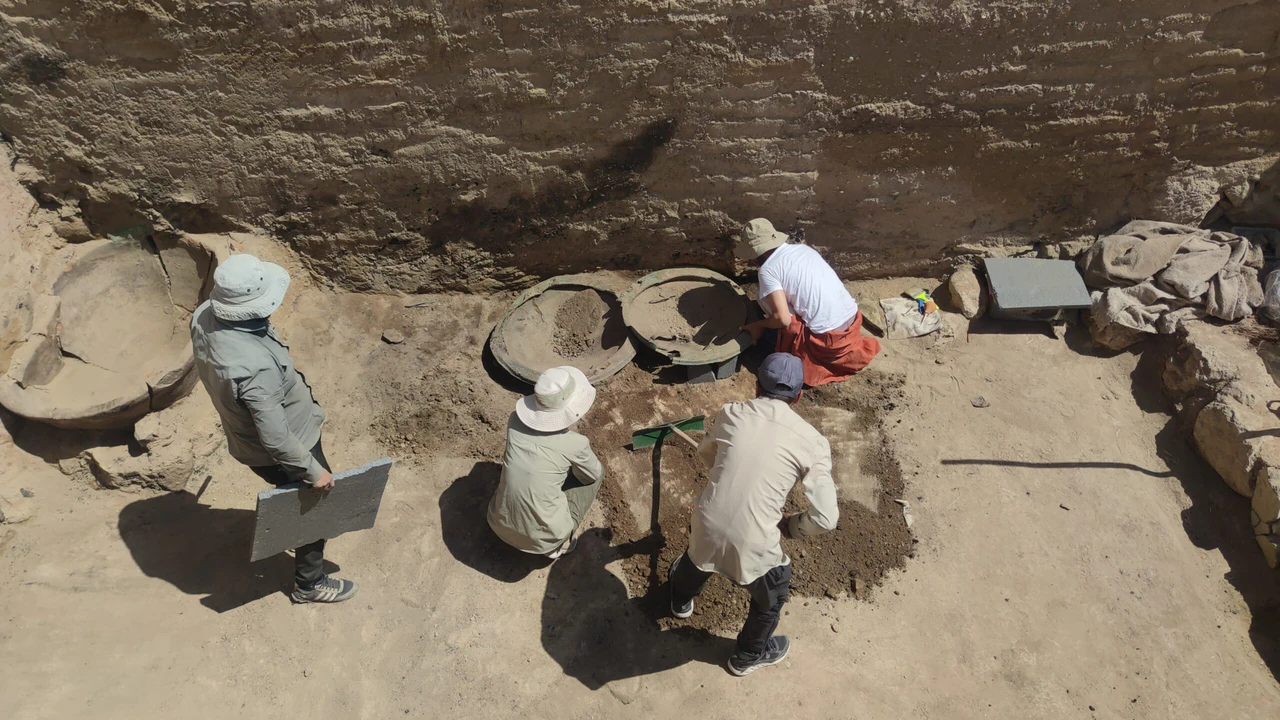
[735,218,880,387]
[190,254,358,604]
[487,366,604,559]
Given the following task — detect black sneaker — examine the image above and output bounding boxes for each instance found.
[291,576,359,604]
[727,636,790,677]
[669,555,694,619]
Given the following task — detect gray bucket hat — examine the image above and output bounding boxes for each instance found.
[210,254,291,321]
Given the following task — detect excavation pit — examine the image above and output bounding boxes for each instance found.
[490,271,636,385]
[0,235,220,429]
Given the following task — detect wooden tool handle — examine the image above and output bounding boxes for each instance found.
[668,426,700,449]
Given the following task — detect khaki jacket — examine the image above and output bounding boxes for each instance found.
[487,414,604,554]
[689,397,839,584]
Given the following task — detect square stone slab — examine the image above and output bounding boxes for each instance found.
[983,258,1092,314]
[251,458,393,562]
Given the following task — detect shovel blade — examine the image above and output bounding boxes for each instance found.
[630,415,705,449]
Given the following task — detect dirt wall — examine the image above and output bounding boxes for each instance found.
[1,1,1278,291]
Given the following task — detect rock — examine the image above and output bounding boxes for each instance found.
[57,457,86,477]
[948,264,987,319]
[134,411,176,451]
[19,488,33,498]
[0,494,34,524]
[1252,465,1280,569]
[382,329,405,344]
[82,432,213,492]
[1192,397,1280,497]
[971,396,990,408]
[1258,533,1280,569]
[830,623,839,633]
[1162,323,1274,409]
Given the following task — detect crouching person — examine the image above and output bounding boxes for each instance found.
[488,366,603,559]
[669,352,839,676]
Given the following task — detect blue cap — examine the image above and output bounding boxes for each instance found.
[759,352,803,401]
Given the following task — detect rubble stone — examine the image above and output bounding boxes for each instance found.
[1162,322,1275,411]
[947,265,986,319]
[1192,397,1279,497]
[1253,466,1280,536]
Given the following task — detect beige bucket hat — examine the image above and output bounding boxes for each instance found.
[515,366,597,432]
[210,254,291,321]
[735,218,789,260]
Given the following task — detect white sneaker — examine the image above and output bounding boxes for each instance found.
[547,534,578,560]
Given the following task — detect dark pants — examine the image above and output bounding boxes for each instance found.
[249,439,331,591]
[669,550,792,661]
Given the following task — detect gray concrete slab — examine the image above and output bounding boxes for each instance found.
[984,258,1091,313]
[250,458,393,562]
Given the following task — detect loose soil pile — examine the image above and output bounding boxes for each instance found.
[500,284,629,378]
[552,289,610,358]
[588,364,913,634]
[628,280,746,349]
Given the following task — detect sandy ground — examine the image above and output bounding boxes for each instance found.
[2,279,1280,719]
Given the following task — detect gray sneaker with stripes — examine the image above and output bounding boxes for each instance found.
[291,576,359,604]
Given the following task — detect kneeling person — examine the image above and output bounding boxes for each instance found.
[669,352,839,677]
[488,366,604,559]
[737,218,880,386]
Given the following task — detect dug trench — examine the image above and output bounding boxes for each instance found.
[585,362,914,635]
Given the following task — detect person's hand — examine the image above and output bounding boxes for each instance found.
[778,513,796,539]
[741,321,764,344]
[312,470,335,492]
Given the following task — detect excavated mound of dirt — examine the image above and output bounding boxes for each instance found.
[553,289,611,358]
[588,365,912,635]
[501,285,630,379]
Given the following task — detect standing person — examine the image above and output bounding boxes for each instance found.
[488,366,604,559]
[190,254,357,605]
[669,352,839,677]
[737,218,880,386]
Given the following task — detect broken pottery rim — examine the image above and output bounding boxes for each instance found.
[618,267,754,366]
[0,234,223,430]
[489,271,638,386]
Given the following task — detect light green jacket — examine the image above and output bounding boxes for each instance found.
[487,414,604,554]
[190,301,327,483]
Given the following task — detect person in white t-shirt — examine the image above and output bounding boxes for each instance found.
[736,218,880,386]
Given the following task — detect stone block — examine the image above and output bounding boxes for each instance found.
[251,458,392,562]
[1162,322,1274,409]
[1192,398,1279,497]
[947,264,987,319]
[1253,466,1280,550]
[1257,533,1280,569]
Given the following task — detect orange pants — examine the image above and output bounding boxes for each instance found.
[776,312,880,387]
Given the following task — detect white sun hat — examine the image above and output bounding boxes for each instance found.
[735,218,789,260]
[515,366,597,432]
[210,254,292,321]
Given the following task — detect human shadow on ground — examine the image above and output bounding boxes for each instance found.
[438,462,551,583]
[442,462,732,687]
[118,491,338,613]
[540,527,732,691]
[1128,347,1280,681]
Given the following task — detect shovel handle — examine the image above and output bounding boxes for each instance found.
[668,426,700,449]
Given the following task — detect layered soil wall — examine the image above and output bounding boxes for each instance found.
[1,1,1278,291]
